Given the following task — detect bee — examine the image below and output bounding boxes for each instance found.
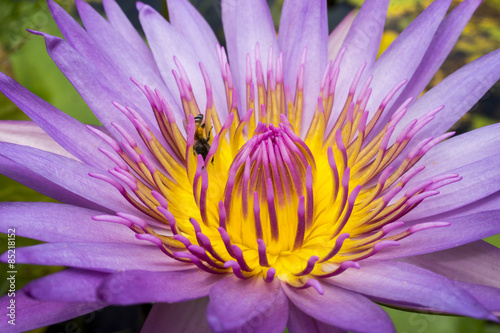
[193,114,211,161]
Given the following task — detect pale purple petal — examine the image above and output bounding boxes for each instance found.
[142,298,211,333]
[2,243,190,272]
[167,0,225,117]
[0,142,141,215]
[329,260,495,320]
[283,282,395,333]
[0,121,76,160]
[403,240,500,289]
[330,0,389,121]
[327,10,356,63]
[207,277,288,333]
[73,0,175,124]
[279,0,328,135]
[373,210,500,259]
[366,0,452,131]
[138,3,227,122]
[454,281,500,314]
[392,48,500,160]
[405,154,500,220]
[0,152,106,211]
[222,0,279,116]
[0,202,143,243]
[25,269,107,302]
[47,0,153,118]
[389,0,482,116]
[288,301,347,333]
[0,73,113,169]
[98,270,221,304]
[33,31,166,165]
[0,291,103,333]
[102,0,159,73]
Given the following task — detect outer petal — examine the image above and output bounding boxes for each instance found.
[0,291,103,333]
[222,0,279,117]
[288,301,347,333]
[393,48,500,160]
[327,10,356,63]
[139,3,227,122]
[404,123,500,220]
[406,154,500,220]
[373,210,500,259]
[167,0,224,113]
[2,243,190,272]
[330,0,388,122]
[366,0,452,131]
[0,73,113,169]
[24,269,107,302]
[403,240,500,289]
[0,121,76,160]
[0,202,141,243]
[454,281,500,315]
[142,298,211,333]
[283,282,395,333]
[101,0,159,73]
[206,277,288,333]
[33,31,172,165]
[97,270,221,304]
[0,142,138,215]
[389,0,482,116]
[73,0,174,120]
[279,0,328,135]
[329,260,495,320]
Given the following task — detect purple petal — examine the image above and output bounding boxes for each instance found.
[206,277,288,332]
[373,210,500,259]
[329,260,495,320]
[389,0,482,117]
[0,150,106,212]
[73,0,179,128]
[0,291,103,333]
[278,0,328,135]
[0,142,139,215]
[222,0,279,117]
[2,243,190,272]
[33,31,165,164]
[101,0,159,73]
[393,48,500,159]
[282,281,395,333]
[142,298,211,333]
[98,270,221,304]
[366,0,452,131]
[167,0,224,115]
[0,202,142,243]
[327,10,356,63]
[330,0,389,121]
[0,121,76,159]
[414,191,500,227]
[405,154,500,220]
[0,74,113,169]
[138,3,227,121]
[288,301,347,333]
[24,269,107,302]
[454,281,500,314]
[403,240,500,289]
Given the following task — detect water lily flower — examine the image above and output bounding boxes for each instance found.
[1,0,500,332]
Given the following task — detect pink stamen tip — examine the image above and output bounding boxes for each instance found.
[296,256,319,276]
[136,233,162,246]
[88,173,126,194]
[92,215,133,228]
[223,261,249,279]
[349,62,366,96]
[382,221,405,235]
[408,222,450,234]
[257,239,269,267]
[117,212,148,229]
[265,268,276,283]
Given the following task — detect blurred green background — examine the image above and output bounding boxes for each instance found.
[0,0,499,332]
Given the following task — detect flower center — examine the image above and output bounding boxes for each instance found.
[89,44,458,291]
